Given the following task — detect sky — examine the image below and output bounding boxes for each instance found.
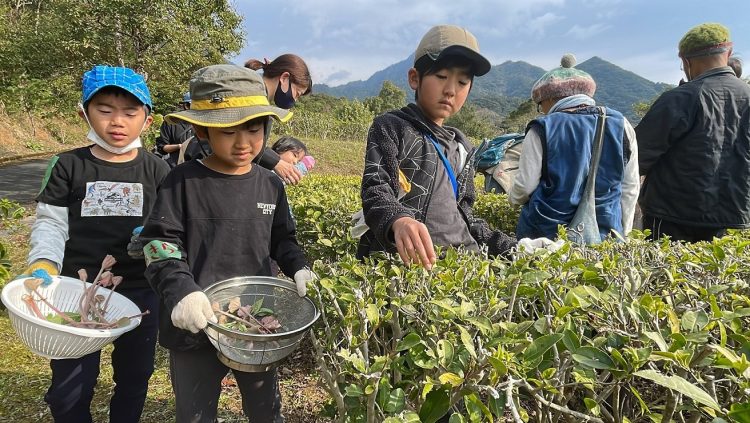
[234,0,750,87]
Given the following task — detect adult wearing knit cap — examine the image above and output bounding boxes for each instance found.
[510,54,640,241]
[636,23,750,242]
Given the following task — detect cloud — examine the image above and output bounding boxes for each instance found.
[525,12,564,37]
[565,23,609,39]
[323,70,352,85]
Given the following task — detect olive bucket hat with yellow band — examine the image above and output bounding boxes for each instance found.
[165,64,291,127]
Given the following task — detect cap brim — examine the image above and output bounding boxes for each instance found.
[433,45,492,76]
[165,106,292,127]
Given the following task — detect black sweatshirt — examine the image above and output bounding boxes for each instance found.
[140,160,308,350]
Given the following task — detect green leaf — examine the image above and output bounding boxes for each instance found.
[571,347,616,370]
[728,402,750,423]
[523,334,563,362]
[437,340,454,367]
[644,331,669,352]
[465,393,492,423]
[562,329,580,352]
[459,326,477,359]
[397,332,422,351]
[488,393,506,418]
[681,310,709,332]
[365,303,380,325]
[583,398,601,416]
[633,369,720,411]
[345,384,364,397]
[384,388,406,413]
[419,387,451,423]
[466,316,493,335]
[449,414,466,423]
[438,372,464,387]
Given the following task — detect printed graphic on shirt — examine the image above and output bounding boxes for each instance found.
[257,202,276,215]
[144,240,182,266]
[81,181,144,217]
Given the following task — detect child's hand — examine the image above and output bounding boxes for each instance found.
[127,226,144,259]
[293,268,317,297]
[274,160,303,185]
[391,217,437,270]
[20,259,59,287]
[171,291,217,333]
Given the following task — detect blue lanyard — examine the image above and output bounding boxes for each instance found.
[425,133,458,199]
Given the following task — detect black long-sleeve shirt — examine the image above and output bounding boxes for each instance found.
[140,160,308,350]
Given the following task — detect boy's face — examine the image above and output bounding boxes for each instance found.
[408,65,472,126]
[80,92,152,148]
[196,120,265,175]
[278,149,304,165]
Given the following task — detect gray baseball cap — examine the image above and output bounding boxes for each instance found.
[166,64,291,127]
[414,25,491,76]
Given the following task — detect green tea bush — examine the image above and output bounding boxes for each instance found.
[473,191,521,236]
[309,232,750,422]
[287,175,362,263]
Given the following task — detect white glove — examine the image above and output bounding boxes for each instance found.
[293,268,317,297]
[517,237,565,254]
[171,291,217,333]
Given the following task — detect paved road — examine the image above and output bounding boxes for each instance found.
[0,158,49,204]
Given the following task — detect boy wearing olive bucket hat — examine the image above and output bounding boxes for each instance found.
[140,64,313,422]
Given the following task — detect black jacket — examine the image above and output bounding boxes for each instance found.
[141,161,307,351]
[357,104,516,258]
[636,66,750,228]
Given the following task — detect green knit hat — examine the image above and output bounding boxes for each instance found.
[531,54,596,104]
[678,23,732,58]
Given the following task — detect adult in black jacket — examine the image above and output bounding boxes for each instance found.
[154,93,193,167]
[636,23,750,242]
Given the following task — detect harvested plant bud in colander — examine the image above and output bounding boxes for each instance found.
[211,297,282,334]
[21,254,149,329]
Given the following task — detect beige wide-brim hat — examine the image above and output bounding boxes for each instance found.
[166,64,292,128]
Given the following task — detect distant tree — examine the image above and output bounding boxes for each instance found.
[364,81,407,116]
[445,103,499,142]
[499,100,537,134]
[0,0,244,114]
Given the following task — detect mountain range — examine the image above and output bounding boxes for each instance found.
[315,55,672,122]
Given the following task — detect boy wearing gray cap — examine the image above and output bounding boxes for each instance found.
[357,24,518,268]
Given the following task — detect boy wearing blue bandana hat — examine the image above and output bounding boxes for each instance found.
[25,65,169,422]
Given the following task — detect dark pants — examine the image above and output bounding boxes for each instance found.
[44,287,159,423]
[643,215,726,243]
[169,347,284,423]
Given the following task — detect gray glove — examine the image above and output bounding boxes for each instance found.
[127,226,144,259]
[171,291,217,333]
[293,268,317,297]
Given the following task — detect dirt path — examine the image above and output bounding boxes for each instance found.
[0,158,49,204]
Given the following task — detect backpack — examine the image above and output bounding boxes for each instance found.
[474,133,525,193]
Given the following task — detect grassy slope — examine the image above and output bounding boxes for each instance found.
[0,134,364,422]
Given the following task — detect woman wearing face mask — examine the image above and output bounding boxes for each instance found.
[245,54,313,185]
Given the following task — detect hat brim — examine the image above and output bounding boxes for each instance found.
[427,45,492,76]
[165,105,292,127]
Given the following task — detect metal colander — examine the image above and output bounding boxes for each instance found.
[203,276,319,372]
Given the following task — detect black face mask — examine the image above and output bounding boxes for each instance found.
[273,78,296,109]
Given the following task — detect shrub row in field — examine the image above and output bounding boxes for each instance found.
[289,175,750,423]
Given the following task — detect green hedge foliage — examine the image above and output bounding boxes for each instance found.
[288,176,750,423]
